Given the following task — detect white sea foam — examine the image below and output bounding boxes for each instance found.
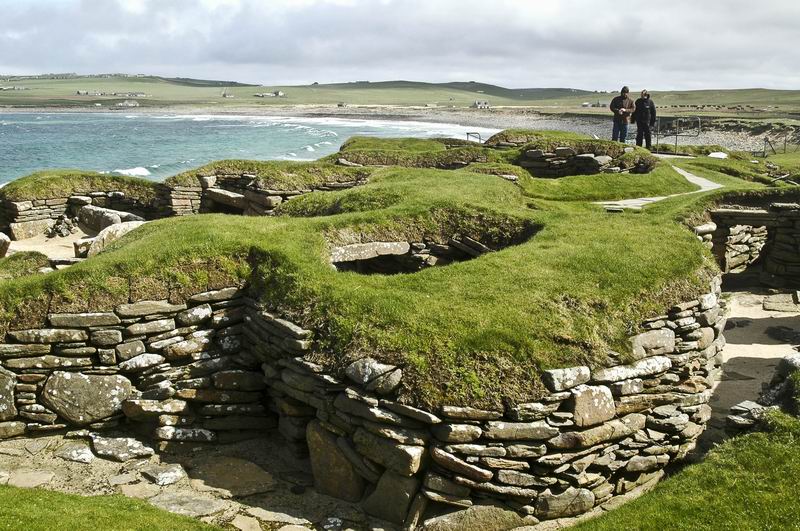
[113,167,151,177]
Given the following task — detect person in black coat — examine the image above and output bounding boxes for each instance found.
[632,89,657,149]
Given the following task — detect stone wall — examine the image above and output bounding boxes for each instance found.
[518,147,617,177]
[195,173,368,217]
[760,204,800,287]
[243,278,725,527]
[0,267,727,528]
[708,204,800,287]
[0,190,172,239]
[0,286,270,445]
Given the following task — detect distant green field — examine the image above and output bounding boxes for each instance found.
[2,76,799,118]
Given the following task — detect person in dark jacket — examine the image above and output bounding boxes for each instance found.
[633,89,657,149]
[609,86,635,143]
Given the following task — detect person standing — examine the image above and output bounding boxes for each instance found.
[633,89,657,149]
[609,86,635,143]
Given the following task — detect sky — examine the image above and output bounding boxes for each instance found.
[0,0,797,90]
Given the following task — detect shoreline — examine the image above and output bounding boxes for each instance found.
[1,104,605,131]
[0,104,777,151]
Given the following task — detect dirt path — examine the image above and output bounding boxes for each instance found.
[695,289,800,453]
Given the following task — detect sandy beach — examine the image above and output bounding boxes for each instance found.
[1,103,773,151]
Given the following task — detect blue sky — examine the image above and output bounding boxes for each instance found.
[1,0,797,90]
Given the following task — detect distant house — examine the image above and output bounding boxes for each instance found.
[471,100,490,109]
[253,90,286,98]
[116,100,140,107]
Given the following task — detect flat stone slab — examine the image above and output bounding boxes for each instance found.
[190,456,275,497]
[54,442,95,464]
[205,188,246,209]
[141,463,186,486]
[148,491,228,518]
[331,242,411,263]
[763,293,800,312]
[120,483,161,499]
[90,434,154,462]
[8,469,55,488]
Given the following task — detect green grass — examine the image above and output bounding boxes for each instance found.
[575,412,800,531]
[0,170,162,202]
[0,130,785,409]
[518,163,698,201]
[0,486,214,530]
[165,160,374,190]
[0,252,50,280]
[334,136,508,168]
[4,76,800,119]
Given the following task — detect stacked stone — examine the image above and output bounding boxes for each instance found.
[330,238,495,274]
[191,172,367,217]
[0,190,169,240]
[243,310,316,455]
[692,221,716,250]
[0,286,272,444]
[236,280,725,527]
[0,274,727,527]
[517,147,615,178]
[762,203,800,286]
[709,208,773,274]
[168,186,203,216]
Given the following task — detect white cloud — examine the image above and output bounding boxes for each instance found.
[0,0,797,90]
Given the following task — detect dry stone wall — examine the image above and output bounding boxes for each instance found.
[0,190,172,239]
[708,209,773,274]
[0,269,726,528]
[244,276,726,527]
[0,286,272,445]
[518,147,617,177]
[193,173,368,217]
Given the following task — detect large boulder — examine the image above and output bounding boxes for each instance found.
[363,470,420,524]
[0,367,17,421]
[0,232,10,257]
[87,221,145,257]
[9,219,55,240]
[306,420,365,502]
[79,205,143,232]
[41,372,132,425]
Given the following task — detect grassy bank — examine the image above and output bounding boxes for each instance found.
[576,412,800,530]
[0,132,780,408]
[0,486,213,530]
[0,170,162,202]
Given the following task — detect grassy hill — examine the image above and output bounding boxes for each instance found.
[2,75,799,118]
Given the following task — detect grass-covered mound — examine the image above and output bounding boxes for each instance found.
[329,136,514,168]
[0,162,728,408]
[165,160,373,191]
[0,170,162,202]
[0,252,50,281]
[0,486,213,530]
[0,131,783,408]
[575,412,800,530]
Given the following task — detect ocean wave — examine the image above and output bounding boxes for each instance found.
[113,167,151,177]
[303,145,315,152]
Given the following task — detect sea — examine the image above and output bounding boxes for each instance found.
[0,113,500,184]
